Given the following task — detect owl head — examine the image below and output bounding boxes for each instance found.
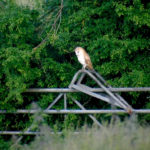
[74,47,84,56]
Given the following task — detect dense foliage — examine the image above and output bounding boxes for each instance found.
[0,0,150,148]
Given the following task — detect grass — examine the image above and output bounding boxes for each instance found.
[11,116,150,150]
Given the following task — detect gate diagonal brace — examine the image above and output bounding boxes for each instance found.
[69,69,133,114]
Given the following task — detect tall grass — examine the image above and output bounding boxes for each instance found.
[13,117,150,150]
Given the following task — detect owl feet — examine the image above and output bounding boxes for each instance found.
[81,67,86,71]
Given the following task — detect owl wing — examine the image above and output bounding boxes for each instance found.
[84,52,93,70]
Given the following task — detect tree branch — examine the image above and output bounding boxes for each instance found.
[33,0,64,51]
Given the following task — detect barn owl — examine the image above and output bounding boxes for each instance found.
[75,47,93,70]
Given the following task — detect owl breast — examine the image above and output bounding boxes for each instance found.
[77,54,85,65]
[77,53,85,66]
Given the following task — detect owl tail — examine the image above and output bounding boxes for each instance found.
[87,67,94,71]
[86,64,94,71]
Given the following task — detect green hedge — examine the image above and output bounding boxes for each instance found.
[0,0,150,148]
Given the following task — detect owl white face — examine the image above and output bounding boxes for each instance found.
[75,47,83,56]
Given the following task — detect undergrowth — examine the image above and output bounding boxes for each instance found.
[11,117,150,150]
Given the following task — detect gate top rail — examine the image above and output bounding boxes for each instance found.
[1,109,150,114]
[25,87,150,93]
